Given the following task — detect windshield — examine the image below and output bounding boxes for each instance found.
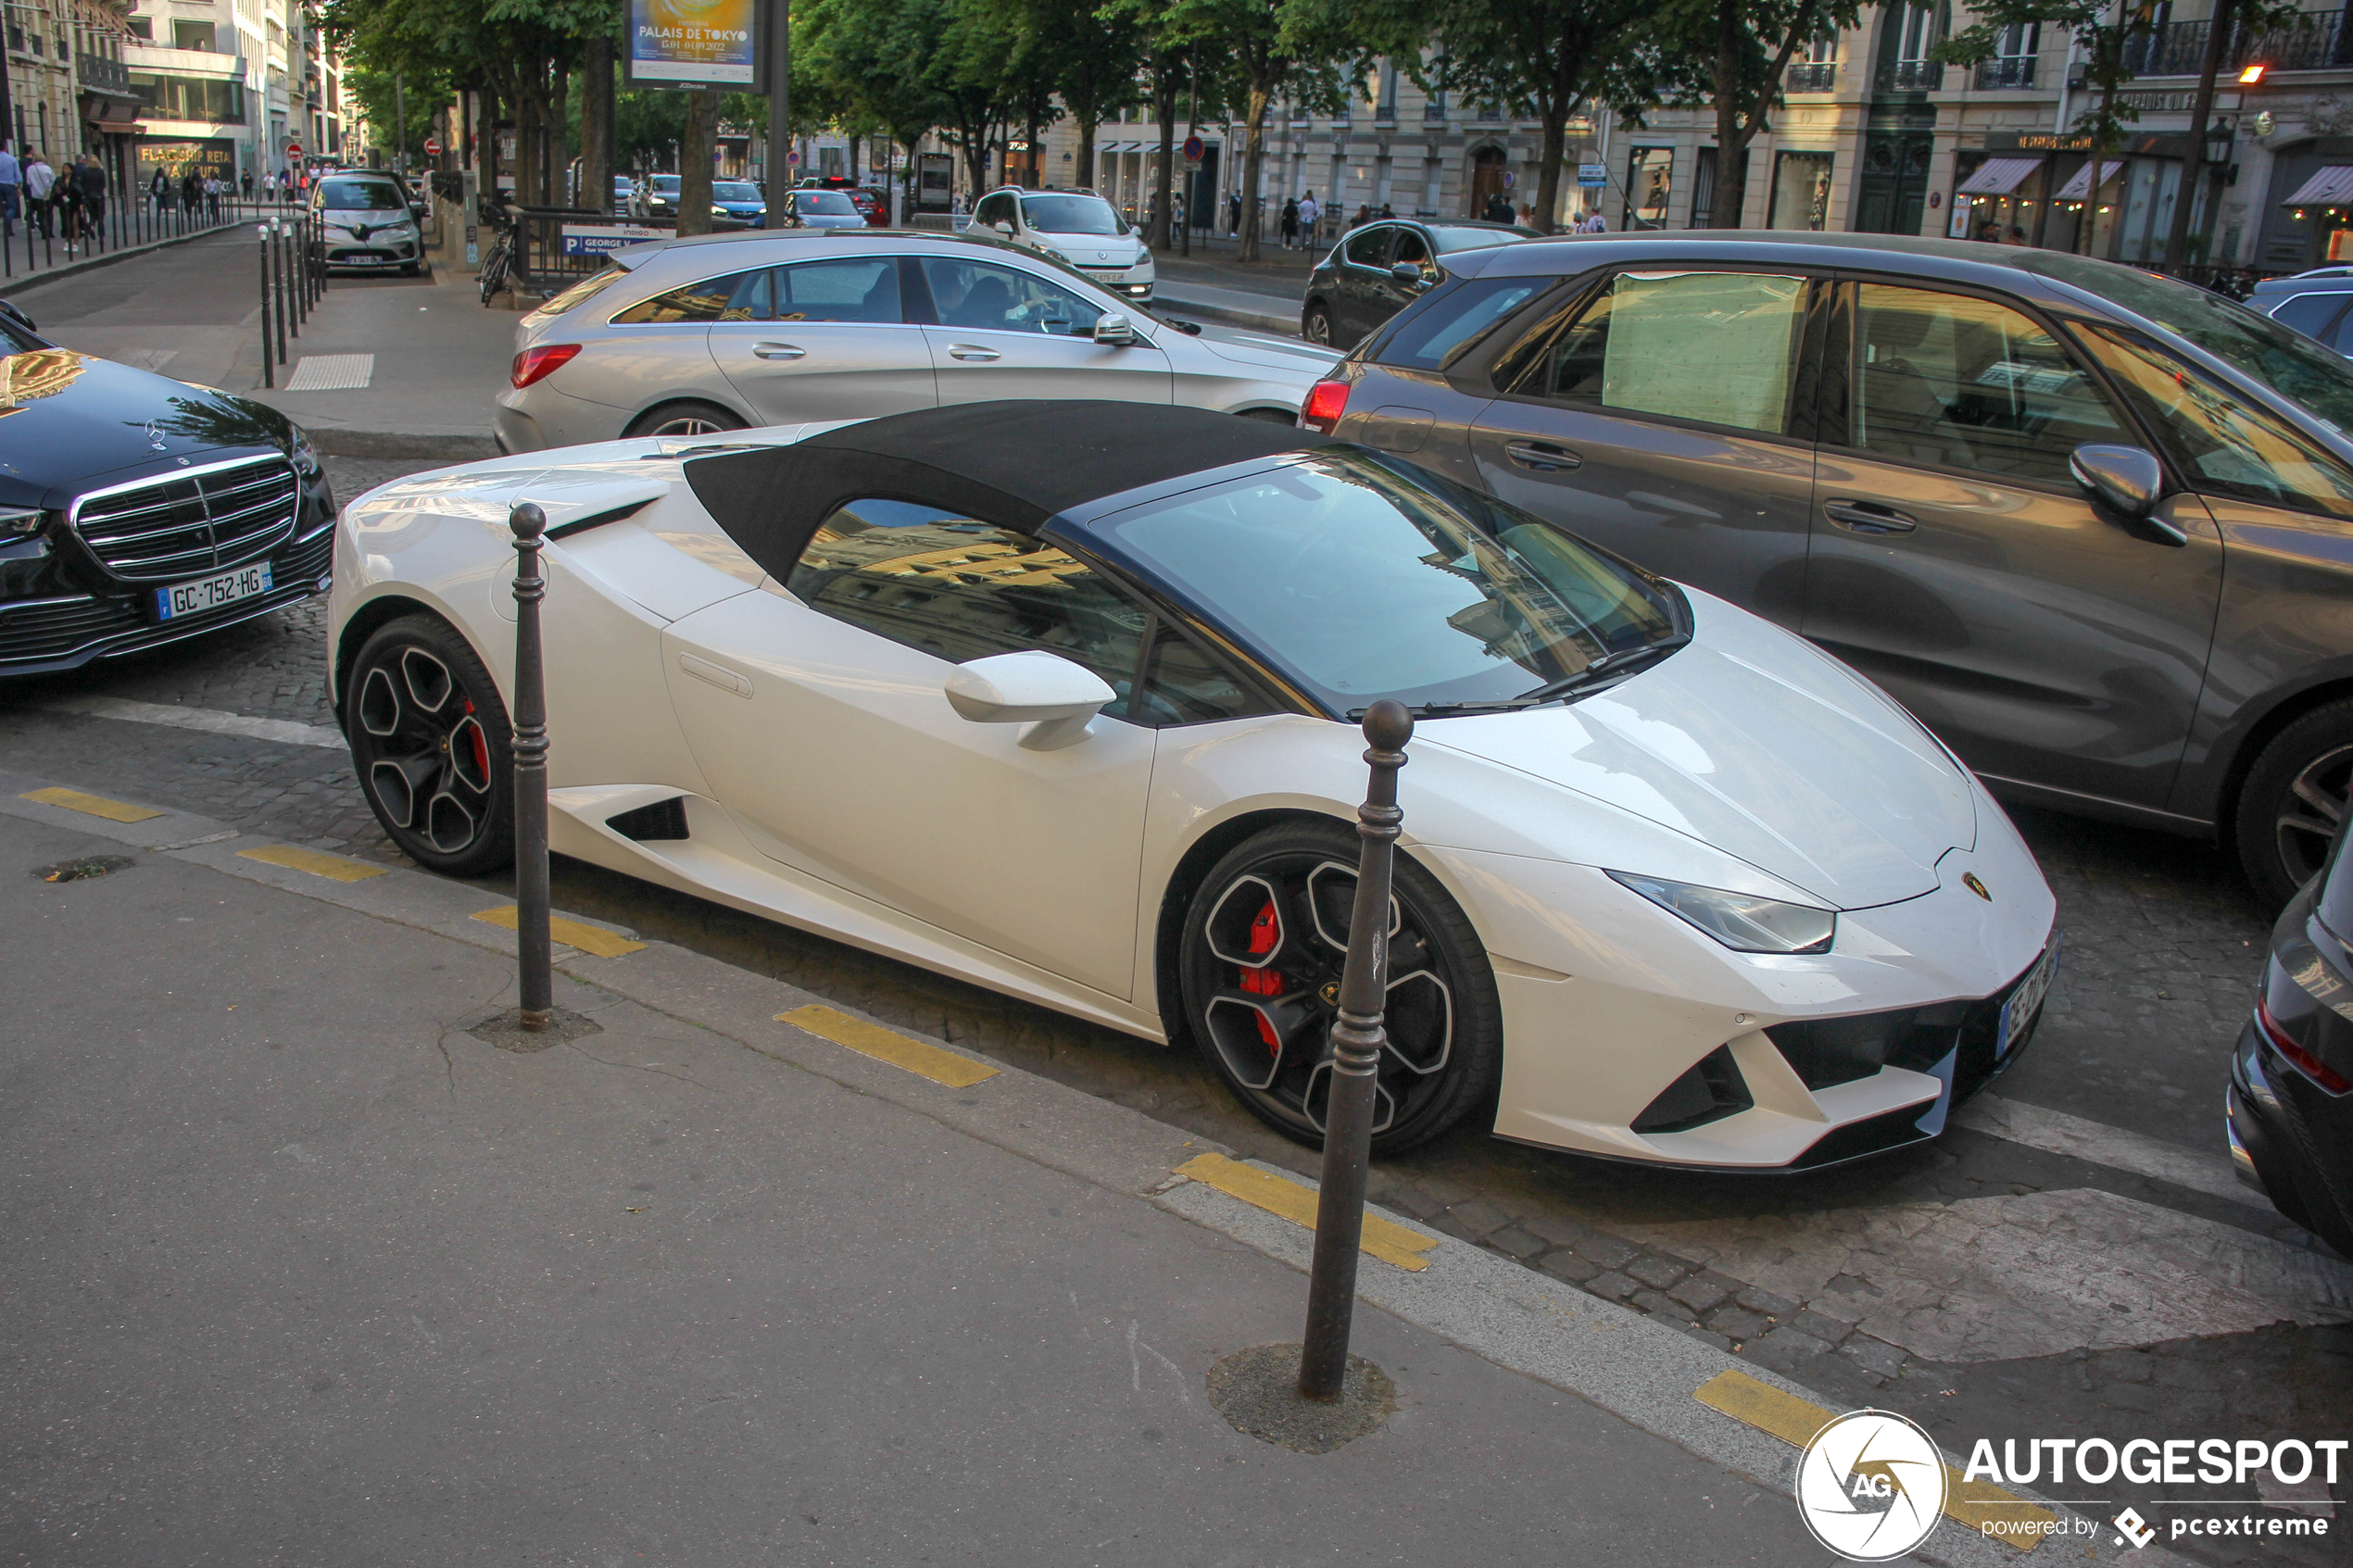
[712,182,761,202]
[1086,453,1684,713]
[319,179,404,210]
[649,176,680,194]
[1022,194,1121,236]
[797,190,857,214]
[1429,224,1538,253]
[2018,252,2353,433]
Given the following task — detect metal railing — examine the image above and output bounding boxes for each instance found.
[1975,55,2038,88]
[1,186,290,287]
[496,206,625,303]
[1881,58,1945,90]
[1787,61,1838,92]
[2121,10,2353,75]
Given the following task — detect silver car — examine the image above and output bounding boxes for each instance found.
[494,230,1340,450]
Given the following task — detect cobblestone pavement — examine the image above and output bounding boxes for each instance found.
[0,455,2343,1562]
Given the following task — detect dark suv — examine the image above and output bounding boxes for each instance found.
[1306,232,2353,907]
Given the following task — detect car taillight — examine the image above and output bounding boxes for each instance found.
[511,344,582,389]
[1301,378,1350,433]
[2258,997,2353,1094]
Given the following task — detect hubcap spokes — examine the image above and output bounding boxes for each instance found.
[1196,855,1453,1137]
[357,646,493,855]
[2278,742,2353,888]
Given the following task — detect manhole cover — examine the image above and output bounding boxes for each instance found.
[33,855,134,883]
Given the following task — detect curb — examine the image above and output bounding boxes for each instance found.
[0,762,2183,1568]
[0,215,255,297]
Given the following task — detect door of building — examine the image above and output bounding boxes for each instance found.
[1853,131,1933,234]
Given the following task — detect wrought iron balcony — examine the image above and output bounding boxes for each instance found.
[2121,10,2353,75]
[1974,55,2036,88]
[78,50,131,94]
[1787,61,1837,92]
[1881,58,1944,90]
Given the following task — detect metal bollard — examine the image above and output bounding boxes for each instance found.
[280,220,298,339]
[258,223,275,386]
[509,501,554,1031]
[1296,697,1414,1401]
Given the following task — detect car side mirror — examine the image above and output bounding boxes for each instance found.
[992,220,1014,237]
[2070,444,2164,519]
[1390,261,1430,287]
[1094,312,1135,346]
[944,650,1114,750]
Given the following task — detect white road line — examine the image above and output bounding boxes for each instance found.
[40,696,347,750]
[283,353,374,391]
[1954,1091,2268,1210]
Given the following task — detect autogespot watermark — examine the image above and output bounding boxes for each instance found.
[1796,1411,2344,1560]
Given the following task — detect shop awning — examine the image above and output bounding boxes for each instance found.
[1957,157,2042,196]
[2056,158,2126,200]
[2285,166,2353,206]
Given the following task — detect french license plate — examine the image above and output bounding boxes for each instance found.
[1086,270,1125,282]
[346,251,385,263]
[156,562,271,621]
[1996,937,2060,1059]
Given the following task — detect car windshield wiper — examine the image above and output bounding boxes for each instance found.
[1513,636,1692,707]
[1345,698,1534,720]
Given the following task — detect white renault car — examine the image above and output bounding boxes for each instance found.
[492,230,1334,449]
[333,400,2057,1168]
[310,169,424,276]
[972,186,1154,302]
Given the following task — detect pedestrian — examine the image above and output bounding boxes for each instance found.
[74,153,107,244]
[23,149,52,236]
[1296,189,1319,245]
[1482,189,1513,223]
[0,141,20,238]
[1280,195,1299,249]
[1350,203,1370,229]
[241,169,254,202]
[1576,207,1606,234]
[1378,201,1394,220]
[181,169,202,217]
[148,165,167,214]
[1227,190,1240,234]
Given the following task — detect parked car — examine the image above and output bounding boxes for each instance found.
[972,186,1154,302]
[631,174,682,221]
[310,169,426,275]
[493,230,1336,448]
[1301,218,1539,348]
[849,187,887,225]
[777,189,870,231]
[612,174,634,211]
[333,400,2054,1164]
[1313,231,2353,908]
[2232,818,2353,1254]
[0,299,335,672]
[2247,270,2353,356]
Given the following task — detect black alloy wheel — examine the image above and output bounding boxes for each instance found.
[1178,821,1503,1155]
[2236,697,2353,909]
[624,399,749,439]
[1302,302,1334,346]
[346,615,516,875]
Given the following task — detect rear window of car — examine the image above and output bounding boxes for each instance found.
[797,191,857,215]
[535,264,627,320]
[1373,276,1549,371]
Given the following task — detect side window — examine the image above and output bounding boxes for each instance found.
[1531,270,1806,436]
[1136,625,1279,726]
[1851,284,2128,483]
[918,257,1105,337]
[2071,322,2353,521]
[1345,226,1391,268]
[610,270,761,325]
[774,257,903,323]
[786,499,1148,718]
[976,193,1009,228]
[716,270,772,321]
[1391,228,1435,281]
[2268,292,2345,340]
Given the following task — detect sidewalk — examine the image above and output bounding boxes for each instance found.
[0,771,2144,1567]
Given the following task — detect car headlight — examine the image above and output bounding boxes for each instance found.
[1607,872,1835,954]
[287,429,323,479]
[0,507,45,539]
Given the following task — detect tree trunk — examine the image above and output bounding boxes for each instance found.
[583,37,613,214]
[1238,84,1270,261]
[1076,115,1097,194]
[511,86,539,207]
[2163,0,2234,267]
[1534,103,1570,234]
[1147,61,1177,249]
[547,64,570,206]
[1710,0,1743,227]
[1024,110,1040,186]
[678,88,716,234]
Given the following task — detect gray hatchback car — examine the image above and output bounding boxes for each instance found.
[1308,232,2353,907]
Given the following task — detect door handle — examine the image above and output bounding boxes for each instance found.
[751,342,805,360]
[677,652,751,698]
[1823,499,1919,535]
[1504,440,1580,472]
[947,344,1002,361]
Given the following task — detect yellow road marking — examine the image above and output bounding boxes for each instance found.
[1694,1369,2055,1547]
[778,1003,998,1088]
[471,905,648,958]
[1175,1151,1437,1273]
[238,845,388,882]
[20,787,162,823]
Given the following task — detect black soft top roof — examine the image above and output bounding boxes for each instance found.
[684,400,1331,580]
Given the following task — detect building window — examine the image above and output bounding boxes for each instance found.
[1975,21,2039,88]
[1375,61,1399,123]
[1789,35,1838,93]
[1628,146,1672,228]
[125,14,149,38]
[171,19,216,51]
[130,71,245,121]
[1884,4,1947,91]
[1768,150,1837,230]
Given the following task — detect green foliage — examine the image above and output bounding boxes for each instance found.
[345,61,446,163]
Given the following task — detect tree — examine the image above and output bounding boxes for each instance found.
[678,87,718,232]
[1643,0,1864,230]
[346,63,446,169]
[799,0,952,216]
[1020,0,1143,195]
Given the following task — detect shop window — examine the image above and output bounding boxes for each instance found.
[1770,151,1836,230]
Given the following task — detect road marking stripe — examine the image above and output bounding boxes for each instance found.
[41,696,347,750]
[471,904,647,958]
[1956,1092,2267,1210]
[1174,1151,1437,1273]
[19,786,164,822]
[238,844,388,882]
[1694,1369,2056,1545]
[777,1004,999,1088]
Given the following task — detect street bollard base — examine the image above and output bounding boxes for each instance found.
[464,1005,603,1054]
[1205,1342,1395,1453]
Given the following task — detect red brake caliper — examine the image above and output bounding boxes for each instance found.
[462,699,488,778]
[1239,898,1283,1054]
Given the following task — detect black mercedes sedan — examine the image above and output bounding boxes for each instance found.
[1300,218,1537,350]
[2233,825,2353,1256]
[0,299,335,673]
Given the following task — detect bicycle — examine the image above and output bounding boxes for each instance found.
[477,195,515,307]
